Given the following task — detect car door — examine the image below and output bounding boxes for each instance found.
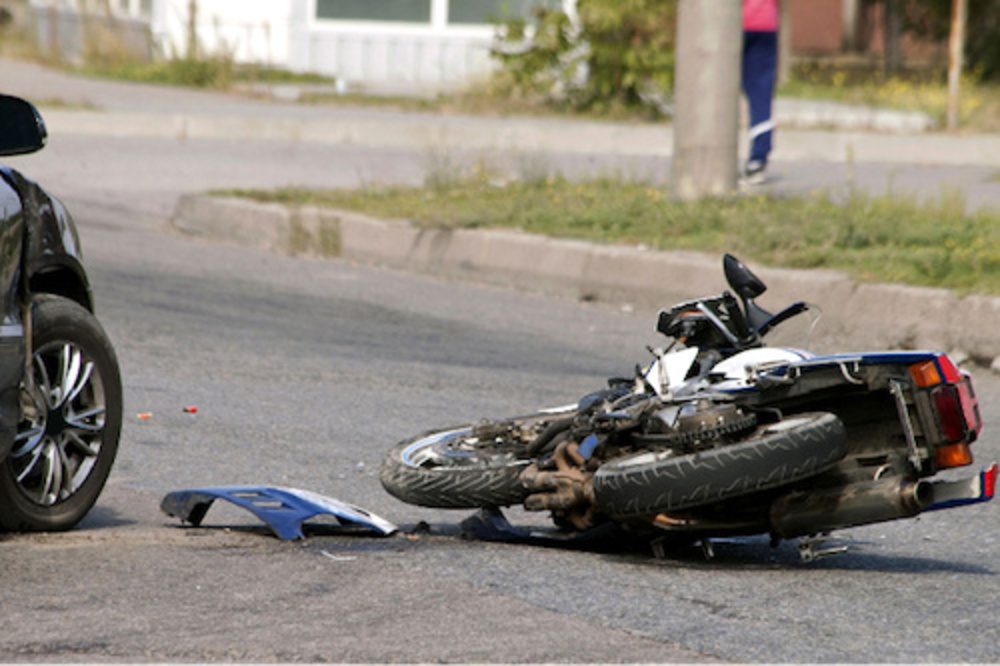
[0,173,25,456]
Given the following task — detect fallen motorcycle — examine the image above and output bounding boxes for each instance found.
[381,254,995,555]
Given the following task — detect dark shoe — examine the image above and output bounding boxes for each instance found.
[742,160,767,185]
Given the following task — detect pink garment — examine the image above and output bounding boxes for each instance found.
[743,0,779,32]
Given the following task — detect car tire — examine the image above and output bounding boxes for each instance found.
[0,295,122,531]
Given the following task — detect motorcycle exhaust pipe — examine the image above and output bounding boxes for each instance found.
[770,478,935,539]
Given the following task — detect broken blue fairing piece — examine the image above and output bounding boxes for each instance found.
[160,486,398,540]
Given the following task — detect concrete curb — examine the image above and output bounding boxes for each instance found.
[227,85,936,133]
[172,194,1000,363]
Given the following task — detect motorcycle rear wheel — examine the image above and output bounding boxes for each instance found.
[593,411,847,519]
[380,424,533,509]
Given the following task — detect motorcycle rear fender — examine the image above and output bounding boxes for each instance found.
[925,463,997,511]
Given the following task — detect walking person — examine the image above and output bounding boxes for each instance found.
[741,0,779,184]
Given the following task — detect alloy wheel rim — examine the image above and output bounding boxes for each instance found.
[11,341,106,506]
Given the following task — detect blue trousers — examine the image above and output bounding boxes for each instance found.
[742,30,777,164]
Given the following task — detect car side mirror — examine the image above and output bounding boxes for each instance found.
[0,95,47,156]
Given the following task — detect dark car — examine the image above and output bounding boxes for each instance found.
[0,94,121,531]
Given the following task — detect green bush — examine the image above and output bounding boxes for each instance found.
[492,0,677,115]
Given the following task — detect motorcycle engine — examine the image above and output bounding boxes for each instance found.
[647,400,757,452]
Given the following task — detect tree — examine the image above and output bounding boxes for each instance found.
[946,0,967,130]
[884,0,904,72]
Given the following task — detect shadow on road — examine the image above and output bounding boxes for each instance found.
[77,504,138,530]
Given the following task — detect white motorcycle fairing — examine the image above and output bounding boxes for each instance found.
[644,347,700,396]
[709,347,814,390]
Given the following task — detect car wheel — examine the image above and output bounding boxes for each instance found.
[0,295,122,531]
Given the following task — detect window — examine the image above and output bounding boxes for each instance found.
[315,0,433,23]
[447,0,559,25]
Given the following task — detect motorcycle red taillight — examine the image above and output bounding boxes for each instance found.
[934,384,971,443]
[911,356,983,470]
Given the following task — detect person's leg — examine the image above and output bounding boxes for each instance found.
[741,30,777,178]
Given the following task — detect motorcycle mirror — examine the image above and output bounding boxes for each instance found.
[723,253,767,300]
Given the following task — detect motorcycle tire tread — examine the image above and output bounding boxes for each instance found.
[380,432,530,509]
[593,411,847,519]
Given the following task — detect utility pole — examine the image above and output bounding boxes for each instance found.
[671,0,742,201]
[946,0,967,131]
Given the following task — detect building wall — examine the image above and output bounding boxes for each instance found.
[150,0,292,63]
[28,0,152,63]
[290,0,558,92]
[788,0,843,54]
[302,32,493,91]
[298,15,495,91]
[786,0,946,64]
[150,0,554,92]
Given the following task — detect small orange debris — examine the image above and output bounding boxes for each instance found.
[137,412,153,421]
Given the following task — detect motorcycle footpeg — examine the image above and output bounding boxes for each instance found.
[797,536,849,563]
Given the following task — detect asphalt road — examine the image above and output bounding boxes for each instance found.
[0,186,997,662]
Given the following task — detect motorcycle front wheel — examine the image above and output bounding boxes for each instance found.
[380,424,535,509]
[593,411,847,519]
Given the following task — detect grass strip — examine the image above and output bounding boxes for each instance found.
[79,59,333,89]
[223,178,1000,296]
[778,63,1000,134]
